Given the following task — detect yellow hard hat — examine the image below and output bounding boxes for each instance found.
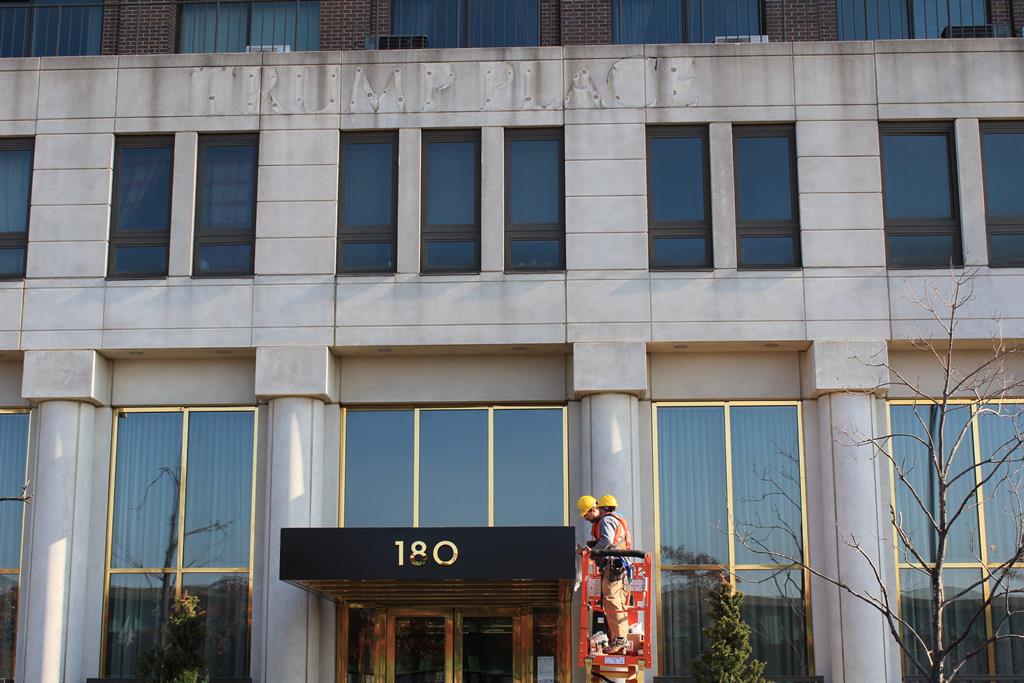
[576,495,598,517]
[597,494,619,508]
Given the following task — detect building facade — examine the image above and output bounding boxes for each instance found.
[1,7,1024,682]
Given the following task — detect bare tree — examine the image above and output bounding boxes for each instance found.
[733,270,1024,683]
[0,481,30,504]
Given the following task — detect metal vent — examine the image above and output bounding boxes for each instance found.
[245,44,292,52]
[367,34,429,50]
[939,23,1010,37]
[714,34,769,43]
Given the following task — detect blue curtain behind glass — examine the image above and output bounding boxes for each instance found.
[837,0,910,38]
[30,0,102,56]
[180,2,249,53]
[614,0,759,43]
[978,404,1024,565]
[344,410,415,527]
[250,1,319,49]
[393,0,462,47]
[0,414,29,569]
[739,569,807,675]
[466,0,538,46]
[0,150,31,235]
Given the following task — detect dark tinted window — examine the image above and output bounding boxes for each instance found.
[109,137,173,279]
[647,127,711,269]
[837,0,986,39]
[178,0,319,53]
[194,135,258,277]
[880,124,961,269]
[392,0,539,48]
[339,132,398,274]
[0,0,103,57]
[614,0,760,43]
[422,130,480,273]
[981,124,1024,268]
[0,139,33,280]
[733,126,799,269]
[506,129,564,271]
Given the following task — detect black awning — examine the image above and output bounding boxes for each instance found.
[280,526,577,604]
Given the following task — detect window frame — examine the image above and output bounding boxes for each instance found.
[192,133,259,279]
[651,400,812,676]
[879,121,963,269]
[503,127,565,272]
[980,121,1024,268]
[0,138,33,281]
[420,129,482,275]
[645,125,713,271]
[732,124,801,270]
[100,406,258,678]
[338,130,399,275]
[107,135,175,280]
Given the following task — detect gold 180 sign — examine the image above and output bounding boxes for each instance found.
[395,540,459,567]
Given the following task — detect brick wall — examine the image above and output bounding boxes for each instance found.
[541,0,561,45]
[766,0,835,40]
[562,0,612,45]
[102,0,177,55]
[990,0,1022,34]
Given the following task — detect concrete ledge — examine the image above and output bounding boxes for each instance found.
[804,340,888,396]
[255,346,337,401]
[572,341,648,398]
[21,349,111,405]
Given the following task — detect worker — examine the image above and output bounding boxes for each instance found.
[576,493,632,655]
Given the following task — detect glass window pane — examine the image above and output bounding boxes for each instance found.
[883,133,954,220]
[343,141,396,228]
[462,616,514,683]
[249,0,319,51]
[344,411,415,527]
[989,233,1024,267]
[348,607,377,683]
[112,245,169,278]
[341,242,395,272]
[731,406,803,564]
[993,569,1024,674]
[31,0,102,56]
[911,0,986,38]
[179,2,249,53]
[116,145,173,232]
[394,616,447,680]
[392,0,461,47]
[887,233,957,268]
[0,7,30,58]
[614,0,683,43]
[199,143,257,232]
[467,0,539,46]
[182,572,250,677]
[508,138,560,225]
[425,240,477,272]
[0,249,24,279]
[659,569,719,675]
[0,413,29,569]
[183,411,254,569]
[739,235,796,268]
[420,409,488,526]
[196,243,253,276]
[977,403,1024,564]
[983,131,1024,218]
[656,406,729,565]
[111,412,184,569]
[652,237,708,269]
[426,140,478,226]
[104,573,176,676]
[649,136,705,224]
[686,0,760,41]
[837,0,910,38]
[899,569,988,675]
[891,404,979,563]
[738,570,807,676]
[508,239,561,271]
[735,135,794,223]
[0,574,15,678]
[493,409,564,526]
[0,148,31,233]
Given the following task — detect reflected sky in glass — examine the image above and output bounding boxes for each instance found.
[420,409,488,526]
[738,570,807,675]
[983,131,1024,218]
[117,146,172,232]
[343,142,395,227]
[344,411,415,527]
[508,138,560,225]
[426,140,478,226]
[200,143,256,231]
[493,409,563,525]
[649,136,705,223]
[735,136,793,222]
[883,133,953,220]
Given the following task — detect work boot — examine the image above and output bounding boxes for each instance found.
[604,638,627,655]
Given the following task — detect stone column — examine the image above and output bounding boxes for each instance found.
[18,351,110,683]
[253,347,337,683]
[573,342,647,548]
[807,340,899,683]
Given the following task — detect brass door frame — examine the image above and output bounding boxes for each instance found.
[385,608,455,683]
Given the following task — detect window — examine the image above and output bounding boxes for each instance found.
[889,401,1024,676]
[391,0,539,48]
[613,0,761,43]
[178,0,319,53]
[0,0,103,57]
[338,132,398,274]
[647,127,711,269]
[0,411,30,680]
[733,126,800,269]
[981,122,1024,268]
[102,408,256,678]
[654,402,809,677]
[0,139,32,280]
[421,130,481,274]
[880,123,962,269]
[109,137,174,279]
[341,407,567,527]
[505,128,564,271]
[836,0,989,40]
[194,135,257,277]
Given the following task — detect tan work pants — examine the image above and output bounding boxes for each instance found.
[601,570,630,640]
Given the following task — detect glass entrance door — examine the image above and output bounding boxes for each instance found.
[387,610,453,683]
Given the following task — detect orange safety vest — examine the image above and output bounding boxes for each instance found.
[591,512,632,550]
